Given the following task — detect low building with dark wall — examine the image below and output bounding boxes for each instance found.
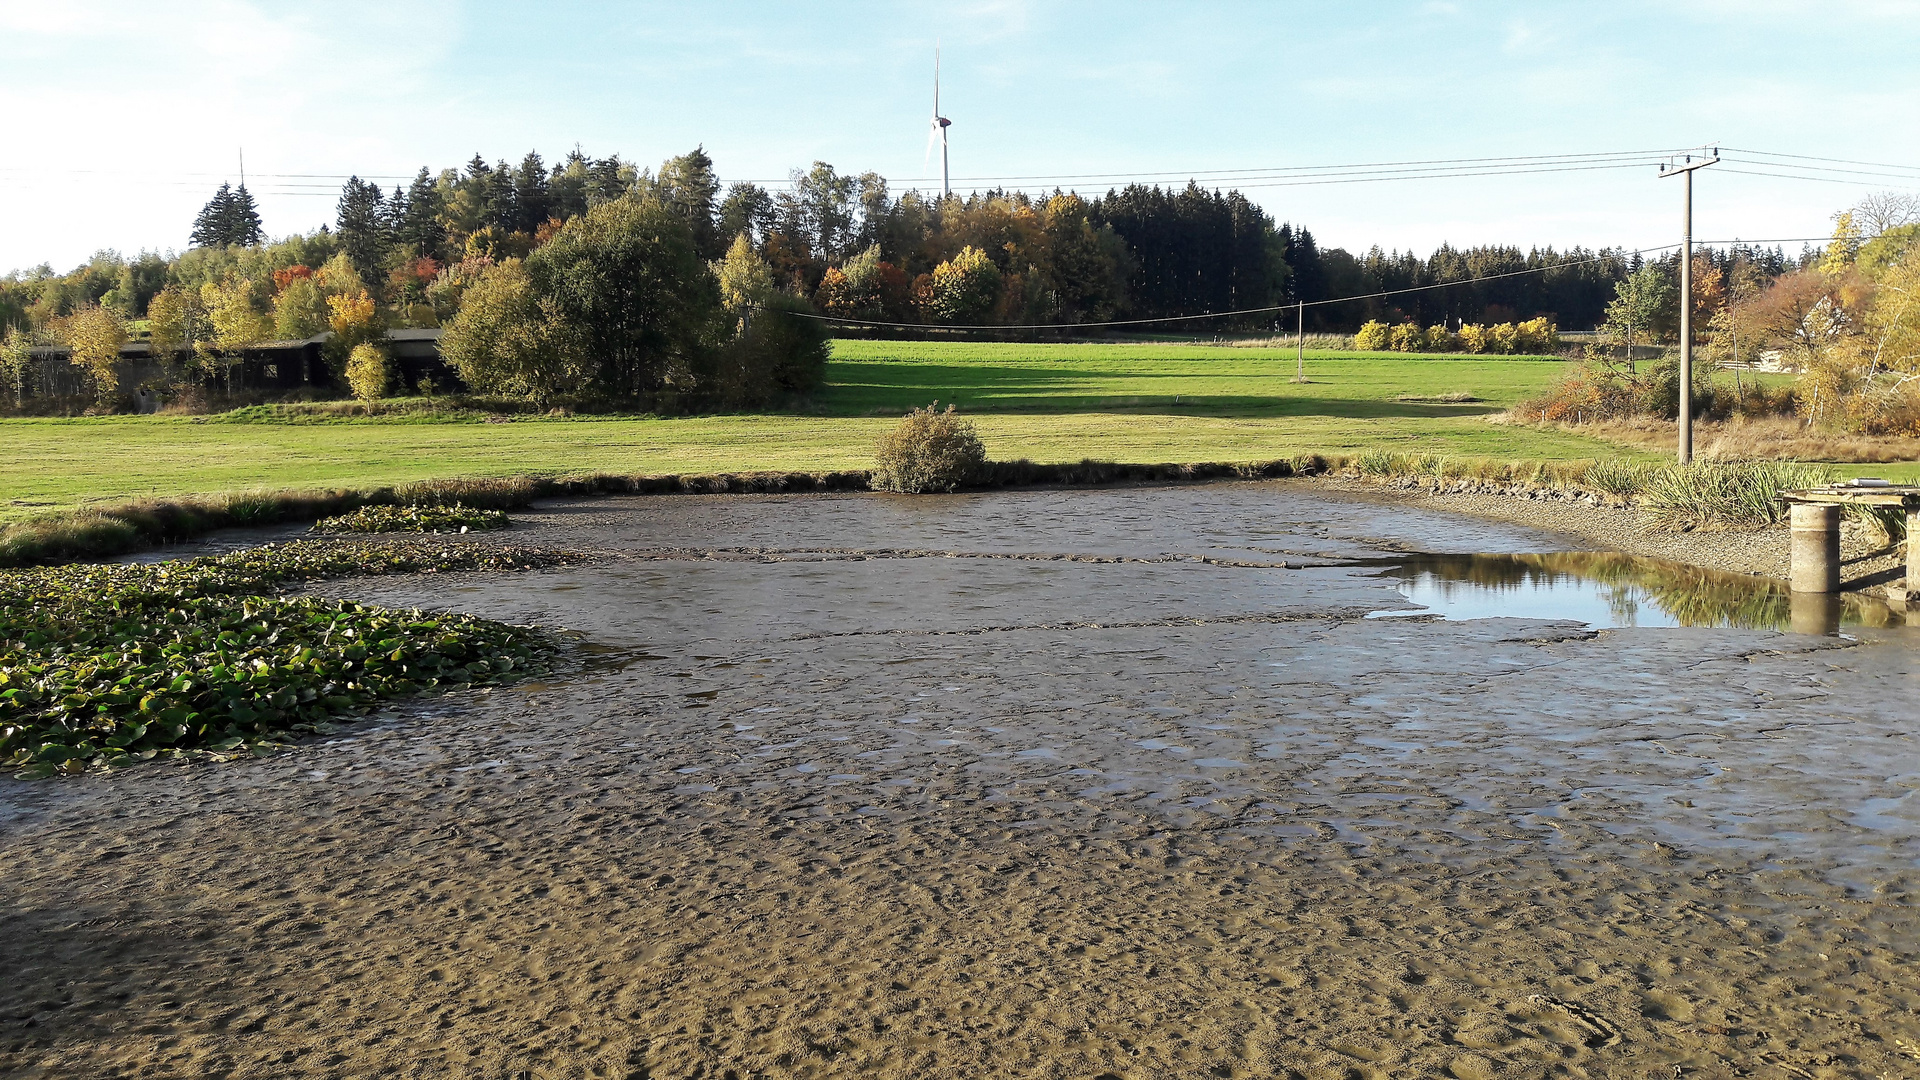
[384,328,461,394]
[13,328,460,406]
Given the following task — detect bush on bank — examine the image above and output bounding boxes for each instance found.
[870,404,987,493]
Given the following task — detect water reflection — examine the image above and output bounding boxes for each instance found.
[1367,552,1906,634]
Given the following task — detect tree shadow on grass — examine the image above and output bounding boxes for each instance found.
[816,362,1508,419]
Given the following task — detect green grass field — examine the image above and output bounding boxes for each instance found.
[0,340,1903,521]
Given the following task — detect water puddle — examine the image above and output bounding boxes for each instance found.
[1366,552,1908,634]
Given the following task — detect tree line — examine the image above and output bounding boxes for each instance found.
[5,145,1717,347]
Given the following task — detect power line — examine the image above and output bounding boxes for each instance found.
[6,145,1916,198]
[1720,147,1920,176]
[794,244,1682,332]
[790,233,1867,333]
[1716,166,1916,187]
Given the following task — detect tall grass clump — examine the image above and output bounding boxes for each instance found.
[1638,461,1833,530]
[1583,458,1657,498]
[871,403,987,494]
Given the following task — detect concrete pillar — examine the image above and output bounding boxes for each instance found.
[1908,508,1918,589]
[1788,591,1843,636]
[1790,502,1841,594]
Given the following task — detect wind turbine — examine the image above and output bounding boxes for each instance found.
[926,46,952,199]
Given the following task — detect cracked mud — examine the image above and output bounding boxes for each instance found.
[3,483,1917,1079]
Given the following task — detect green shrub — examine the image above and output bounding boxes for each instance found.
[346,343,393,401]
[713,292,832,407]
[871,403,987,493]
[313,503,509,534]
[1388,323,1425,352]
[1,539,567,778]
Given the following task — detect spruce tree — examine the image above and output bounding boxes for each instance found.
[659,146,722,258]
[336,176,390,294]
[550,149,592,221]
[513,151,550,233]
[486,160,518,234]
[398,167,448,262]
[383,185,410,248]
[191,183,235,247]
[225,184,265,246]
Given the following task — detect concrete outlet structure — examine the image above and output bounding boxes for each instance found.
[1781,485,1920,596]
[1789,503,1842,594]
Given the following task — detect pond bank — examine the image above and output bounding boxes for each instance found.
[1309,475,1912,598]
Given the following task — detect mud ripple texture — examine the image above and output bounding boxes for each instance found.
[3,483,1917,1079]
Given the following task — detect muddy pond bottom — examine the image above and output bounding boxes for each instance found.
[1368,550,1908,633]
[8,485,1920,1080]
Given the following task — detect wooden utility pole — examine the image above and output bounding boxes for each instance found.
[1294,302,1306,382]
[1659,148,1718,465]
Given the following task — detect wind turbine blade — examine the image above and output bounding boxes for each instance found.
[925,121,939,167]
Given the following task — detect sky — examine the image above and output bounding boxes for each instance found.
[2,0,1918,273]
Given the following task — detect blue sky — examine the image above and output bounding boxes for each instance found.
[3,0,1917,272]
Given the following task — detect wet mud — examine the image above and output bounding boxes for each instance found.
[4,483,1918,1079]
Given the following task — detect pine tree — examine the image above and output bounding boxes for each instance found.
[191,183,236,247]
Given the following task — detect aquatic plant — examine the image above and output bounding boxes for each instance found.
[314,503,510,534]
[1,539,568,778]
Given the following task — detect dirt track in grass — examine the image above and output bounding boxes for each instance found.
[4,484,1918,1079]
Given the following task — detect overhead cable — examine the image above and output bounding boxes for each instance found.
[788,233,1867,333]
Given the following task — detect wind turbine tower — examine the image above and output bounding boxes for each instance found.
[930,47,952,198]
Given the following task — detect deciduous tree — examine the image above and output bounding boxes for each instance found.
[59,304,128,405]
[928,245,1000,323]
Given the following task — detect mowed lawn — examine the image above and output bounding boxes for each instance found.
[1,341,1660,520]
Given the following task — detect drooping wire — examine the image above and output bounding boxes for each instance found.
[785,234,1868,333]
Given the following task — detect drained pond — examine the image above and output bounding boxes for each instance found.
[4,482,1916,1079]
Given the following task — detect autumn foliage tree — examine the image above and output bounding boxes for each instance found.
[928,246,1001,323]
[57,304,128,405]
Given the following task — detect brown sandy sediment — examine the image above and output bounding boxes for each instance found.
[3,485,1919,1079]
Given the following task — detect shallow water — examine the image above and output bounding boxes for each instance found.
[1368,551,1909,633]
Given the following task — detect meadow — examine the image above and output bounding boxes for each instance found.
[0,340,1900,522]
